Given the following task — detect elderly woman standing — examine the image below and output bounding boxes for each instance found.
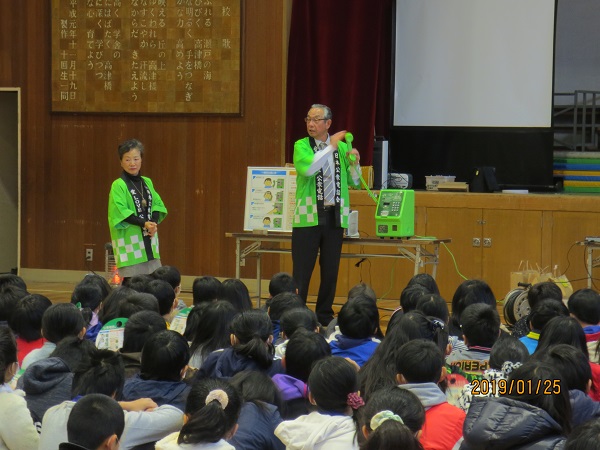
[108,138,167,282]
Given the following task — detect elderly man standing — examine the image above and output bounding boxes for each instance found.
[291,103,361,325]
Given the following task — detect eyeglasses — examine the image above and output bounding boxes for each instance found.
[304,117,327,124]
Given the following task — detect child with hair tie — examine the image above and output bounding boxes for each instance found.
[360,385,425,450]
[275,356,363,449]
[156,378,242,450]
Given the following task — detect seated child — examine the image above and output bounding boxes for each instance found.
[187,301,236,370]
[511,281,562,339]
[568,288,600,363]
[272,328,331,419]
[534,344,600,428]
[228,371,285,450]
[218,279,252,312]
[397,339,465,450]
[267,292,304,344]
[22,303,86,371]
[192,275,221,305]
[360,385,425,450]
[519,299,569,354]
[446,303,501,376]
[461,362,570,449]
[156,378,242,450]
[328,294,381,367]
[152,265,187,311]
[146,279,178,325]
[122,330,191,411]
[40,347,182,450]
[59,393,124,450]
[0,326,39,450]
[274,307,319,358]
[198,309,284,379]
[8,293,51,365]
[457,334,529,412]
[265,272,298,311]
[71,283,105,342]
[275,356,362,449]
[119,310,167,378]
[115,292,160,319]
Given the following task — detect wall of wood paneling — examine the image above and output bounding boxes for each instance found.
[0,0,292,279]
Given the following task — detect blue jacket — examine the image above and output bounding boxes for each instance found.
[570,389,600,427]
[228,402,285,450]
[197,348,284,380]
[122,374,190,411]
[328,335,380,367]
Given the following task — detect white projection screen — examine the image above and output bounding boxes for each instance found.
[393,0,556,128]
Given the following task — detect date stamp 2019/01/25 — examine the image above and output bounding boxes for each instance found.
[471,378,561,396]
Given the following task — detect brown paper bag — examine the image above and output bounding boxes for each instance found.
[549,265,573,299]
[510,261,541,288]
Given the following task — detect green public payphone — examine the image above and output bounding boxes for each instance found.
[375,190,415,238]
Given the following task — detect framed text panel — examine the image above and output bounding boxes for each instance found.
[51,0,242,114]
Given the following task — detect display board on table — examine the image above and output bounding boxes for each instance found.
[243,167,297,233]
[51,0,242,114]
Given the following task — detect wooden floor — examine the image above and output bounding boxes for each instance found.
[24,280,401,331]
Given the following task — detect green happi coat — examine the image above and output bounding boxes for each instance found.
[293,137,359,228]
[108,176,167,268]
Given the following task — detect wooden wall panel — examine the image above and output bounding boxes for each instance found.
[0,0,291,279]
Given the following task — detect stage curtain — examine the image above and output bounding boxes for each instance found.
[285,0,394,166]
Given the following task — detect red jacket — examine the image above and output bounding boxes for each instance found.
[420,402,466,450]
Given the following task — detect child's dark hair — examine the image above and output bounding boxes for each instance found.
[400,285,429,313]
[529,299,569,332]
[280,308,318,338]
[0,286,29,322]
[72,283,105,310]
[348,283,377,302]
[98,286,136,324]
[460,303,500,348]
[535,315,589,358]
[146,279,176,316]
[450,279,496,336]
[218,279,252,312]
[121,310,167,353]
[488,334,529,370]
[533,344,592,393]
[152,265,181,291]
[140,330,190,382]
[76,274,112,302]
[188,301,237,361]
[406,273,440,295]
[72,349,125,399]
[506,361,572,435]
[179,378,242,445]
[124,274,153,293]
[396,339,443,384]
[568,289,600,325]
[116,292,160,318]
[416,294,449,323]
[230,309,274,369]
[308,356,361,414]
[285,328,331,382]
[67,394,124,449]
[230,370,282,410]
[268,292,304,321]
[0,274,27,291]
[268,272,298,297]
[50,335,96,371]
[361,386,425,450]
[192,276,222,305]
[0,326,17,381]
[8,294,52,341]
[338,295,380,339]
[528,281,562,309]
[565,418,600,450]
[41,303,85,344]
